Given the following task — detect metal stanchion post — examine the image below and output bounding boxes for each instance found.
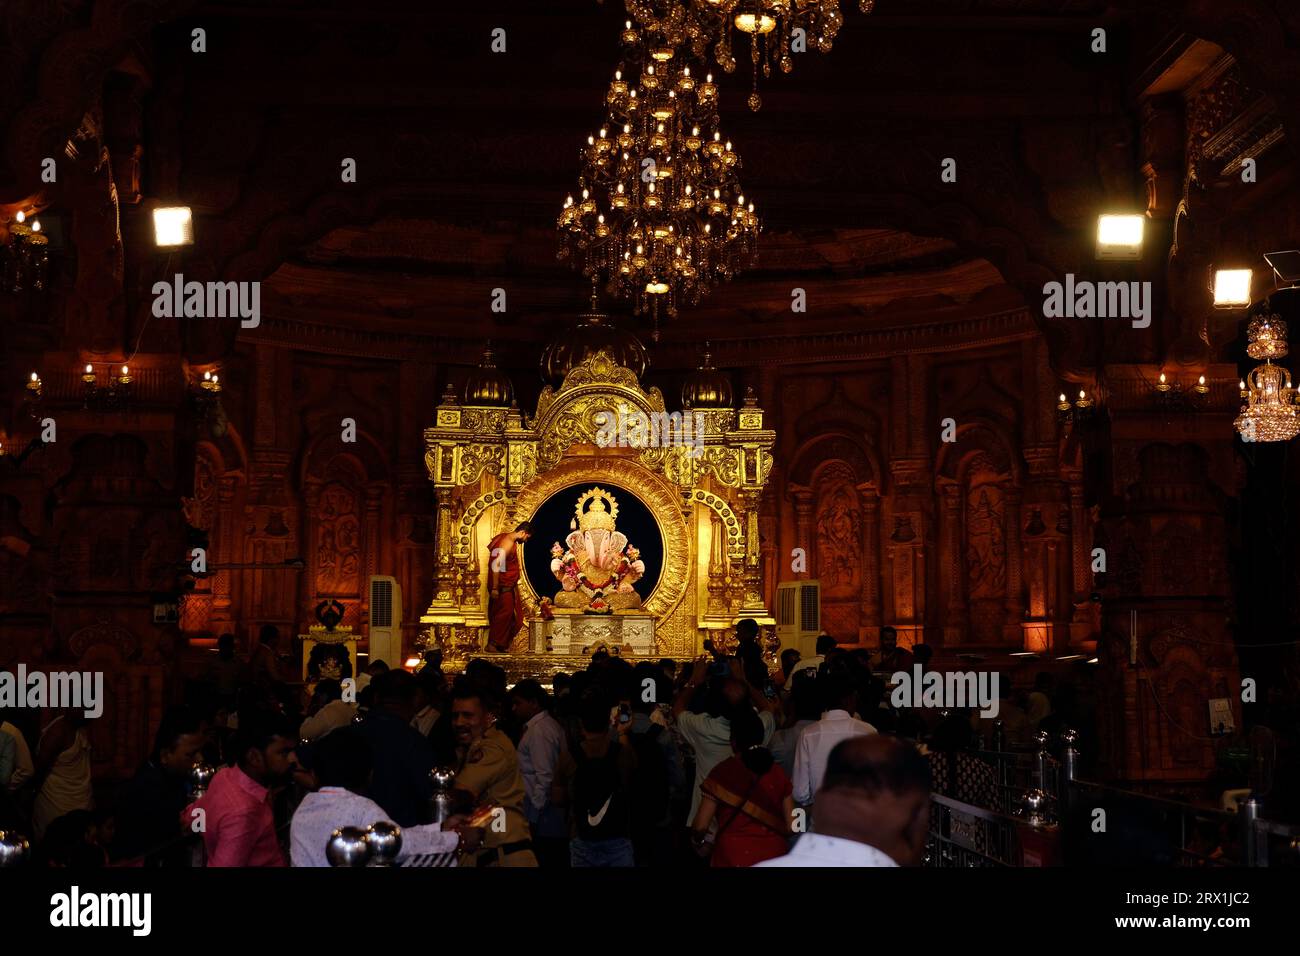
[1240,793,1261,867]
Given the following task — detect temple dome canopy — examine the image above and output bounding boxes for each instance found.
[540,299,649,387]
[681,344,733,409]
[464,345,514,406]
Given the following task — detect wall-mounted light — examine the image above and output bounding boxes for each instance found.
[153,206,194,247]
[1212,268,1253,308]
[1096,214,1144,261]
[1057,388,1096,425]
[81,362,132,410]
[1153,371,1209,414]
[4,209,51,292]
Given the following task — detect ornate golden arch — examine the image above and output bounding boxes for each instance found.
[512,456,690,625]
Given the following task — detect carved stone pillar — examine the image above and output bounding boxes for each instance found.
[1003,485,1025,640]
[210,476,237,623]
[941,483,966,644]
[859,491,881,629]
[363,485,383,616]
[1094,440,1241,783]
[297,481,322,628]
[790,488,814,579]
[1068,478,1090,600]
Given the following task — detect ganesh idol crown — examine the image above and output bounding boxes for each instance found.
[549,486,646,611]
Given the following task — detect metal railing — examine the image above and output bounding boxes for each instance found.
[925,793,1025,867]
[924,726,1300,868]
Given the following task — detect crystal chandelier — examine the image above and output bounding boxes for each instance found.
[617,0,874,111]
[1234,310,1300,443]
[557,42,760,334]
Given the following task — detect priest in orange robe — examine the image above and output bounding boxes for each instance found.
[486,522,532,652]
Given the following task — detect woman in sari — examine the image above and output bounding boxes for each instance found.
[691,708,793,867]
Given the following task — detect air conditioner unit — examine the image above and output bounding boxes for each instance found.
[775,580,820,657]
[368,575,403,670]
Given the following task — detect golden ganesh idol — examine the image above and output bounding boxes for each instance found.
[548,487,645,610]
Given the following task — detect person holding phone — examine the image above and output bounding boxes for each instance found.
[553,692,638,867]
[672,657,780,827]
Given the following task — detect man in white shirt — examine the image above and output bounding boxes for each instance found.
[291,729,470,866]
[756,735,931,867]
[673,659,779,824]
[299,679,358,741]
[509,679,568,867]
[792,673,877,806]
[794,633,838,678]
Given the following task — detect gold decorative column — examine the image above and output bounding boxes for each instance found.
[707,512,728,618]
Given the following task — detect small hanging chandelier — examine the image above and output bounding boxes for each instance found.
[618,0,873,111]
[1234,309,1300,443]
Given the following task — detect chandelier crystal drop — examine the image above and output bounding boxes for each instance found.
[618,0,873,111]
[557,45,760,334]
[1234,311,1300,443]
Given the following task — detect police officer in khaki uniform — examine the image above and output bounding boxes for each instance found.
[450,680,538,867]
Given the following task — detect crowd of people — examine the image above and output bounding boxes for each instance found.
[0,620,1097,868]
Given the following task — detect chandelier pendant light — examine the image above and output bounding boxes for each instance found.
[1234,309,1300,443]
[558,28,760,336]
[618,0,874,111]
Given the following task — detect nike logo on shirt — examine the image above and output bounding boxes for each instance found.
[586,796,612,827]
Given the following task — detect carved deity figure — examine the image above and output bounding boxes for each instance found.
[549,487,645,610]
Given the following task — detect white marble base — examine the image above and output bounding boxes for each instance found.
[529,612,655,656]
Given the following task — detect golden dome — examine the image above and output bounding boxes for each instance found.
[540,296,649,386]
[681,343,733,409]
[464,345,514,406]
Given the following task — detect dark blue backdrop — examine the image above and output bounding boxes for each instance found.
[522,482,665,603]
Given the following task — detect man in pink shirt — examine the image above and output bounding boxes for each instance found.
[186,710,298,867]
